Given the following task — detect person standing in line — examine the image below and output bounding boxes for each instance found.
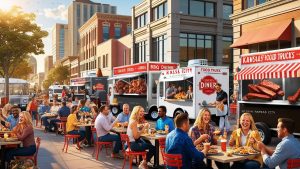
[26,97,38,125]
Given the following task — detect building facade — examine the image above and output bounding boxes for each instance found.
[68,0,117,57]
[79,13,131,77]
[132,0,233,69]
[29,56,37,75]
[52,24,69,64]
[44,55,53,76]
[231,0,300,77]
[60,56,80,79]
[96,35,132,76]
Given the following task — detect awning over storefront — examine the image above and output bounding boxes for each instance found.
[237,62,300,80]
[231,20,291,48]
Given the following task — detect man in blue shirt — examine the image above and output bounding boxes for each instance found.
[155,106,174,132]
[116,104,130,126]
[5,105,20,130]
[258,118,300,169]
[38,100,51,116]
[49,102,70,132]
[166,113,209,169]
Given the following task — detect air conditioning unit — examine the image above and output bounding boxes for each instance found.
[188,59,208,67]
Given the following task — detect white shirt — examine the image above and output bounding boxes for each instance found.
[95,112,115,137]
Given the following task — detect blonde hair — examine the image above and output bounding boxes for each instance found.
[194,108,211,129]
[129,106,143,123]
[2,103,12,117]
[239,113,257,130]
[20,111,33,127]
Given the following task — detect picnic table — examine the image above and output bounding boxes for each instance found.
[141,133,167,168]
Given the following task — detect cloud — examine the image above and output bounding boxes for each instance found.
[43,5,67,21]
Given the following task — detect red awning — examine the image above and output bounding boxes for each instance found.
[231,20,291,48]
[237,62,300,80]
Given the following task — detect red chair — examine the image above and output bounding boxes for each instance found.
[56,117,68,135]
[288,158,300,169]
[15,137,41,166]
[158,138,166,163]
[93,128,113,160]
[120,134,147,169]
[62,134,81,153]
[162,153,183,169]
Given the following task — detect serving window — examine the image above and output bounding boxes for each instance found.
[164,77,193,100]
[113,74,147,95]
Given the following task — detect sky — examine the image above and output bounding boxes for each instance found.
[0,0,141,73]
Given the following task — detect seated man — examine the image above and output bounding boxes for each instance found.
[155,106,174,132]
[42,100,60,131]
[38,100,50,116]
[1,105,20,130]
[49,102,70,132]
[95,105,122,158]
[258,118,300,169]
[166,113,209,169]
[116,104,130,127]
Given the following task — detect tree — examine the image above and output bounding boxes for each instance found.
[0,6,48,99]
[43,65,70,89]
[10,59,33,80]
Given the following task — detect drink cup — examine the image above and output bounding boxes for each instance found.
[165,125,169,133]
[203,142,211,150]
[4,133,8,139]
[221,139,227,152]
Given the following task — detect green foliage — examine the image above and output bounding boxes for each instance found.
[10,59,33,80]
[43,65,70,89]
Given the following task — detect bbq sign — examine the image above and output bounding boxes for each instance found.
[199,75,217,95]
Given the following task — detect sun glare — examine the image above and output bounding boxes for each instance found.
[0,0,15,10]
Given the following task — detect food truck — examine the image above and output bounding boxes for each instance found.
[157,59,229,122]
[70,77,108,101]
[109,62,179,120]
[236,47,300,144]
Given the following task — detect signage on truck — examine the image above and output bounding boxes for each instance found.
[94,83,104,90]
[241,48,300,65]
[113,62,178,75]
[199,75,217,95]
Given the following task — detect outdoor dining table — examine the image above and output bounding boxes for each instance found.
[205,146,257,169]
[141,133,167,168]
[0,138,23,168]
[111,127,127,134]
[77,123,95,146]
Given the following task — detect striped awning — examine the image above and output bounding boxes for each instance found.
[237,62,300,80]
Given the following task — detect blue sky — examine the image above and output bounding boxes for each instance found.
[0,0,141,72]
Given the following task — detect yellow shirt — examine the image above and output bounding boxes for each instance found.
[66,114,79,133]
[229,129,263,166]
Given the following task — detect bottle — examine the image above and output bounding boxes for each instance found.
[223,128,227,140]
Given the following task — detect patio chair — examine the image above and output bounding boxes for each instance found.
[15,137,41,166]
[162,152,182,169]
[62,134,81,153]
[288,158,300,169]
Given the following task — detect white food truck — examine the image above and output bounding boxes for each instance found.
[157,60,229,122]
[109,62,179,120]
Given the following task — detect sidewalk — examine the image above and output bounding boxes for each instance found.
[35,128,137,169]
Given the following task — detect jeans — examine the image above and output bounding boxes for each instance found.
[98,133,122,154]
[231,160,260,169]
[30,111,38,120]
[41,116,50,128]
[5,145,36,162]
[68,130,86,142]
[49,119,61,131]
[130,138,155,162]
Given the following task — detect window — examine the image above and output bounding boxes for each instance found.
[135,12,147,29]
[297,38,300,47]
[223,4,232,20]
[152,2,167,21]
[180,33,215,66]
[134,41,147,63]
[59,29,65,58]
[114,27,121,39]
[152,35,167,62]
[111,6,117,14]
[222,36,233,64]
[76,4,81,28]
[180,0,215,17]
[97,5,101,12]
[102,54,108,68]
[98,57,101,68]
[83,5,88,22]
[127,24,132,35]
[257,0,266,5]
[90,5,94,17]
[103,4,109,13]
[103,25,110,41]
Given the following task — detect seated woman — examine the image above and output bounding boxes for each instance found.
[127,106,155,169]
[66,105,86,149]
[5,111,36,163]
[186,85,193,99]
[229,113,262,169]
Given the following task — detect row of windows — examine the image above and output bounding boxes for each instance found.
[152,35,167,62]
[102,25,132,41]
[136,12,148,29]
[153,2,168,21]
[134,41,147,63]
[59,29,65,58]
[180,0,215,18]
[97,54,108,68]
[243,0,267,10]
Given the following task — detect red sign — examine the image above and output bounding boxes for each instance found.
[241,48,300,65]
[199,76,217,95]
[95,83,104,90]
[113,62,178,75]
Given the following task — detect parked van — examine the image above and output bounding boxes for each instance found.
[48,85,69,101]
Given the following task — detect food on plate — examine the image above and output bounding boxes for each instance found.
[157,130,166,135]
[1,127,9,131]
[248,148,259,154]
[174,92,186,99]
[208,149,218,154]
[288,88,300,104]
[226,151,233,157]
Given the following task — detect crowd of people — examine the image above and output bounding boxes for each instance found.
[0,91,300,169]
